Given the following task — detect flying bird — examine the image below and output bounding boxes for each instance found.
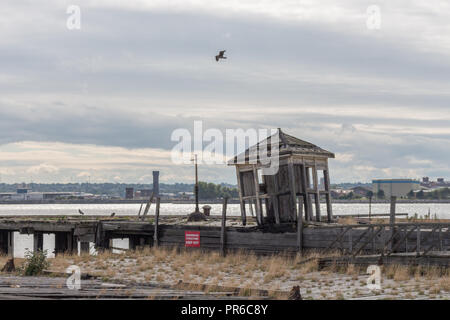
[78,209,85,215]
[110,212,116,217]
[215,50,227,62]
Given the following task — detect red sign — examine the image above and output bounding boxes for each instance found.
[185,231,200,247]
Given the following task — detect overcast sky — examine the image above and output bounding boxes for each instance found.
[1,0,450,184]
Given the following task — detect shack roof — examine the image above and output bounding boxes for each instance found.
[227,128,335,165]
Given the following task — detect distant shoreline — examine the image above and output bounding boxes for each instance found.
[0,199,241,205]
[0,199,449,205]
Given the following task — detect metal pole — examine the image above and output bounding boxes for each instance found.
[194,154,199,213]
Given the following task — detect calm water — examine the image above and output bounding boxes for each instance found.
[0,202,449,218]
[2,202,449,258]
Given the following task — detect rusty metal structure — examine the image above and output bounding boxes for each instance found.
[228,128,335,226]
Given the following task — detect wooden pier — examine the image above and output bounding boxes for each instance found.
[0,215,448,262]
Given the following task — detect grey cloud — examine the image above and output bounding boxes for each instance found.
[1,2,450,182]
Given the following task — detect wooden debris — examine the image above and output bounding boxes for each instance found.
[288,286,302,300]
[1,259,15,273]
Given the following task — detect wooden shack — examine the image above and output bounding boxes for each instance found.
[228,129,335,226]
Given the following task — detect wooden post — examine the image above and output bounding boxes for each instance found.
[416,227,421,254]
[33,232,43,252]
[323,168,333,222]
[296,196,303,254]
[305,167,313,220]
[235,167,247,226]
[141,191,155,220]
[80,242,90,254]
[389,196,396,251]
[129,236,136,250]
[7,231,14,258]
[249,199,254,217]
[252,165,263,225]
[95,221,109,252]
[269,174,281,224]
[220,197,228,256]
[371,227,375,254]
[349,229,353,254]
[287,159,299,224]
[67,232,76,254]
[297,197,303,222]
[312,164,321,222]
[404,226,408,253]
[154,197,160,247]
[300,164,311,221]
[0,231,8,255]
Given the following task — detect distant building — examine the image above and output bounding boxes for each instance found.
[422,177,429,183]
[139,189,152,198]
[351,186,372,197]
[125,187,134,199]
[372,179,420,198]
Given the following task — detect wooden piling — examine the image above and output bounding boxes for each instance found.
[154,197,160,247]
[0,231,9,255]
[416,227,421,254]
[220,197,228,256]
[80,241,90,254]
[323,169,333,222]
[249,199,254,217]
[300,164,311,221]
[389,196,396,251]
[235,168,247,226]
[141,191,155,220]
[7,231,14,258]
[312,163,321,222]
[296,196,303,254]
[288,159,298,223]
[252,165,263,225]
[33,232,43,252]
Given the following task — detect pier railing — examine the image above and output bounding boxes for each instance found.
[322,222,450,256]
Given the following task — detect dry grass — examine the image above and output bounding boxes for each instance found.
[439,276,450,292]
[2,247,446,299]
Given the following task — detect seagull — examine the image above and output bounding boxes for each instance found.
[215,50,227,62]
[78,209,85,215]
[110,212,116,217]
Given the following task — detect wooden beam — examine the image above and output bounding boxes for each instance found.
[416,227,421,254]
[305,167,313,220]
[389,226,417,254]
[312,163,321,222]
[297,197,303,254]
[141,191,155,220]
[270,174,281,224]
[80,241,90,254]
[235,167,247,226]
[33,232,43,252]
[220,197,228,256]
[421,226,440,256]
[154,197,160,247]
[323,168,333,222]
[7,231,14,258]
[352,226,384,256]
[252,165,263,225]
[326,226,351,250]
[300,164,312,221]
[288,159,298,222]
[389,196,396,251]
